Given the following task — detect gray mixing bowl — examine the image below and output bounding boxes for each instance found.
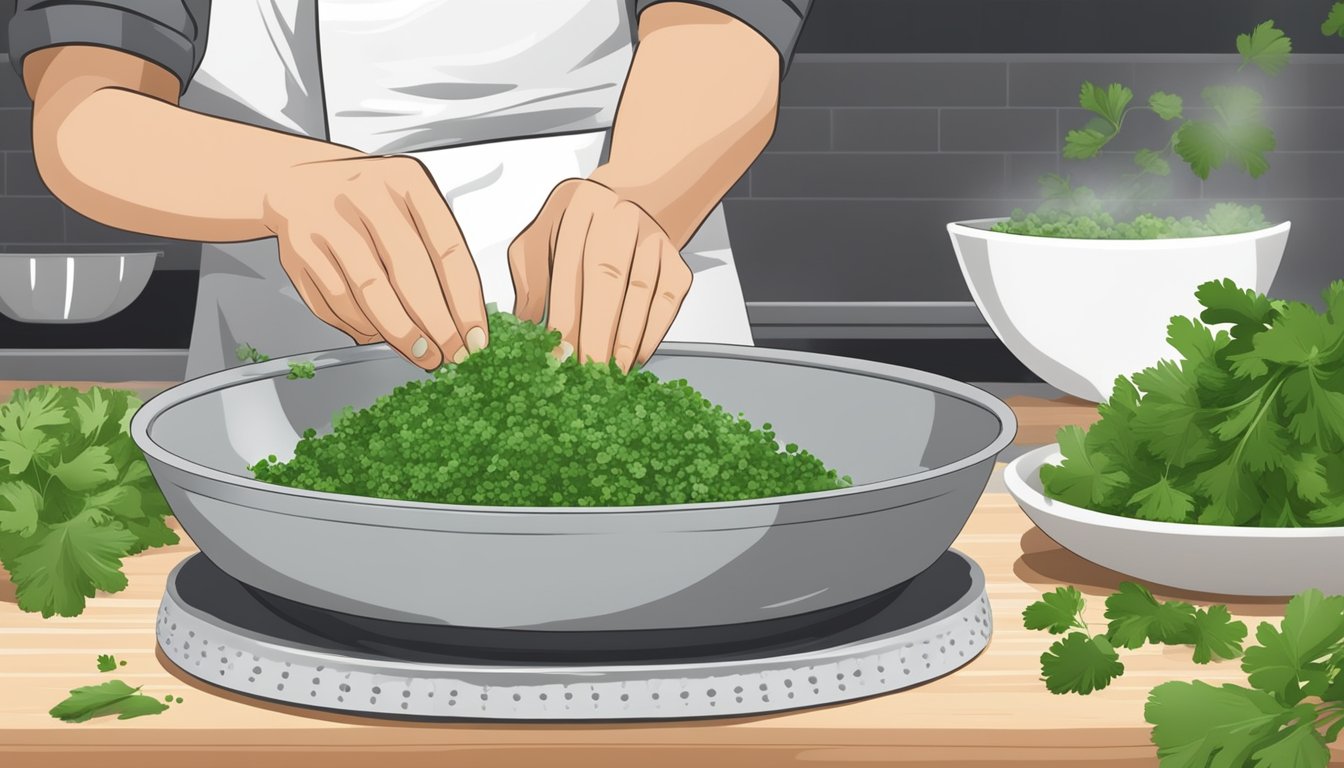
[132,343,1016,632]
[0,251,157,323]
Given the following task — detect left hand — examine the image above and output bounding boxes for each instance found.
[509,178,693,372]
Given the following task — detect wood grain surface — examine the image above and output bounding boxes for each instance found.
[0,383,1330,766]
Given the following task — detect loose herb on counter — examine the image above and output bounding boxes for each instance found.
[1026,585,1344,767]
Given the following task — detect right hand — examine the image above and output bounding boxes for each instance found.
[261,155,489,369]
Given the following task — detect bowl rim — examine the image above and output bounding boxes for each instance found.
[0,250,163,259]
[131,342,1019,516]
[1005,443,1344,539]
[948,218,1291,249]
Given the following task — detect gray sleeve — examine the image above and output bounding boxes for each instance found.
[9,1,211,95]
[634,0,810,73]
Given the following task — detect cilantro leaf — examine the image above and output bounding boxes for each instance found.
[49,680,169,723]
[47,446,118,492]
[9,515,137,618]
[1023,586,1086,634]
[96,654,117,673]
[1197,279,1278,330]
[1237,20,1293,76]
[1079,82,1133,127]
[1127,478,1195,523]
[1064,128,1111,160]
[1149,91,1184,121]
[1040,632,1124,695]
[1134,148,1172,176]
[72,388,109,439]
[1243,590,1344,704]
[1308,503,1344,525]
[1040,425,1130,508]
[1146,681,1294,768]
[1105,582,1198,650]
[0,480,42,536]
[1190,605,1249,664]
[1250,717,1331,768]
[1325,4,1344,38]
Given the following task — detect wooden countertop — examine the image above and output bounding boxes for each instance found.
[0,382,1319,766]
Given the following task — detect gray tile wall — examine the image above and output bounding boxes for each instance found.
[726,53,1344,307]
[2,52,1343,329]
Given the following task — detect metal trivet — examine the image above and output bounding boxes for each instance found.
[157,550,991,720]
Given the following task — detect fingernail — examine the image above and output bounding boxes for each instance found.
[553,340,574,362]
[614,349,634,372]
[453,347,469,364]
[466,326,486,353]
[411,337,429,358]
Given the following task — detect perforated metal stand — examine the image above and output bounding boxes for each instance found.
[157,550,991,720]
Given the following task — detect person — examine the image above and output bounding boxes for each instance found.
[10,1,808,379]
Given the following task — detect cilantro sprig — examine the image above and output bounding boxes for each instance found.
[1028,586,1344,767]
[1025,582,1246,696]
[0,387,178,618]
[1042,279,1344,529]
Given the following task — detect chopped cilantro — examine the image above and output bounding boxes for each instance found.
[251,311,852,506]
[96,654,117,673]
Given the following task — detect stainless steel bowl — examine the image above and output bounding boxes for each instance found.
[0,251,157,323]
[132,343,1016,632]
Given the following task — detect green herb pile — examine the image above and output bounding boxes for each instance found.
[1042,279,1344,528]
[993,199,1267,240]
[1026,583,1344,768]
[0,386,177,618]
[251,312,852,506]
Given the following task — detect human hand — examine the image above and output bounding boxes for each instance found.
[261,155,488,369]
[508,178,693,372]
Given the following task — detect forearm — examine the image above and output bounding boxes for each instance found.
[589,4,780,248]
[29,47,360,243]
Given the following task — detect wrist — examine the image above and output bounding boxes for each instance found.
[586,165,682,240]
[259,144,366,236]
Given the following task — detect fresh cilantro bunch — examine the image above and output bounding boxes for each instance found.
[0,386,177,617]
[1025,582,1247,696]
[1042,279,1344,528]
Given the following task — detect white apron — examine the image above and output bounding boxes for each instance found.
[180,0,754,380]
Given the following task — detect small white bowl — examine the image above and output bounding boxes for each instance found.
[948,219,1290,402]
[1004,444,1344,597]
[0,251,158,324]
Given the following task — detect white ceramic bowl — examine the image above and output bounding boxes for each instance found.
[0,251,158,323]
[1004,445,1344,596]
[948,219,1290,402]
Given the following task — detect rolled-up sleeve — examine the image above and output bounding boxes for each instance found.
[635,0,811,72]
[9,1,211,94]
